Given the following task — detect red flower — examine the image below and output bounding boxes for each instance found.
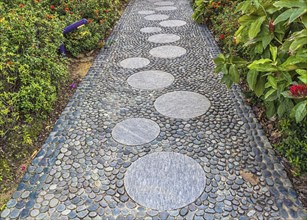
[21,166,26,171]
[290,84,307,97]
[105,9,109,13]
[50,5,55,10]
[19,4,25,8]
[65,7,69,12]
[219,34,225,40]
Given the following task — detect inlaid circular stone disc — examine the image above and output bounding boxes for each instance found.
[127,70,174,90]
[159,20,187,27]
[154,91,211,119]
[124,152,206,210]
[138,10,155,15]
[120,57,150,69]
[154,1,175,6]
[144,14,169,21]
[148,34,180,44]
[112,118,160,145]
[155,6,177,11]
[140,27,162,33]
[150,45,186,59]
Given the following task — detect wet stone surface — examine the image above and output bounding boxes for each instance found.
[144,14,169,21]
[112,118,160,145]
[124,152,206,210]
[119,57,150,69]
[1,0,305,218]
[159,19,187,27]
[149,45,187,59]
[140,27,162,33]
[148,33,180,44]
[127,70,174,90]
[155,6,177,11]
[154,91,211,119]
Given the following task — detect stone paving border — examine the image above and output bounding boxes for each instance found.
[1,0,306,218]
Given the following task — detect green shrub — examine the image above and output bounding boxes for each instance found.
[46,0,124,56]
[275,119,307,175]
[213,0,307,123]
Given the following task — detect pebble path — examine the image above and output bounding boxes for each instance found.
[1,0,306,219]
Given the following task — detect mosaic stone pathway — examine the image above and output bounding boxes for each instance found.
[1,0,306,219]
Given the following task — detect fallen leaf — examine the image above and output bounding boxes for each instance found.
[240,170,260,186]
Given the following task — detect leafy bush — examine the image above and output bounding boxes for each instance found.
[275,119,307,175]
[0,0,127,198]
[46,0,124,56]
[213,0,307,123]
[0,1,68,186]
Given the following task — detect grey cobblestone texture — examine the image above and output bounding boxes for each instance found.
[1,0,306,219]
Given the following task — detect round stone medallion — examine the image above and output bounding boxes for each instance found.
[154,91,211,119]
[148,34,180,44]
[149,45,186,59]
[138,10,155,15]
[144,14,169,21]
[119,57,150,69]
[124,152,206,210]
[159,20,187,27]
[155,6,177,11]
[127,70,174,90]
[140,27,162,33]
[154,1,175,6]
[112,118,160,145]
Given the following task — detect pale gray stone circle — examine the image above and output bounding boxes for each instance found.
[127,70,174,90]
[119,57,150,69]
[138,10,155,15]
[154,91,211,119]
[154,1,175,6]
[124,152,206,210]
[144,14,169,21]
[159,20,187,27]
[148,34,180,44]
[149,45,187,59]
[140,27,162,33]
[112,118,160,145]
[155,6,177,11]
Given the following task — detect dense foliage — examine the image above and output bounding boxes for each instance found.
[193,0,307,174]
[0,0,126,200]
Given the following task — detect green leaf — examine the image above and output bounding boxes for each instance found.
[265,101,276,118]
[229,64,240,83]
[269,45,277,61]
[302,14,307,28]
[254,75,266,97]
[247,70,258,90]
[289,37,307,52]
[294,101,307,123]
[277,99,287,117]
[274,0,307,9]
[262,34,274,49]
[268,75,277,89]
[274,8,294,25]
[296,69,307,83]
[289,8,307,23]
[214,54,225,65]
[248,16,266,39]
[264,88,277,100]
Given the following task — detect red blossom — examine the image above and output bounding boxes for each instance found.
[19,4,25,8]
[50,5,55,10]
[290,84,307,97]
[105,9,109,13]
[21,166,26,171]
[219,34,225,40]
[65,7,69,12]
